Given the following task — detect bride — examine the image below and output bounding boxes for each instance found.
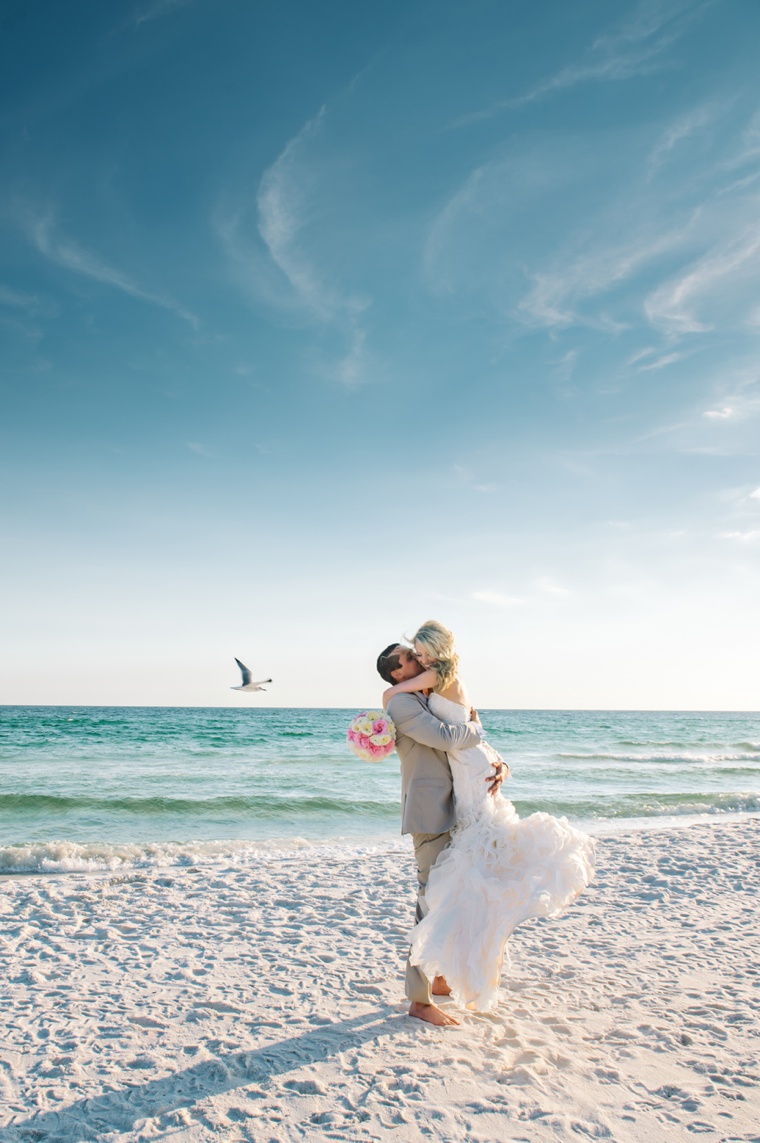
[382,619,595,1012]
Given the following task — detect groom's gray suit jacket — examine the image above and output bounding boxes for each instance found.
[386,692,482,835]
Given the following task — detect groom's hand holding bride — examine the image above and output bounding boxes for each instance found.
[470,707,509,796]
[483,743,509,795]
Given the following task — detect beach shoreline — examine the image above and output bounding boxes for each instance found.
[3,707,758,870]
[2,817,759,1141]
[2,808,760,880]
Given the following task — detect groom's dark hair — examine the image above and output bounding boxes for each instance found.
[376,643,402,685]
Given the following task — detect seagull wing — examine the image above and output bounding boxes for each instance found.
[234,658,252,686]
[251,679,273,687]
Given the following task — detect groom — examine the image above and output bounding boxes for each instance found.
[376,643,505,1026]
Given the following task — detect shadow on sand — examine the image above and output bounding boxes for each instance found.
[7,1007,406,1140]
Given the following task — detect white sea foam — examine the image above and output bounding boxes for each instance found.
[0,836,406,875]
[585,808,760,835]
[556,750,760,763]
[4,797,760,875]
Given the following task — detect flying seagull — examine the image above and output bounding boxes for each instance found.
[232,658,272,692]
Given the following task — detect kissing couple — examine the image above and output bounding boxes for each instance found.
[377,619,594,1026]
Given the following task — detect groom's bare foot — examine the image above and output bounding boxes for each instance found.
[431,976,452,996]
[408,1002,459,1026]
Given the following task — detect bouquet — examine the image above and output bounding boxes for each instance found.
[347,710,396,762]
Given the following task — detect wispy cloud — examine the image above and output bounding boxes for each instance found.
[0,284,47,312]
[215,110,372,386]
[516,138,760,337]
[20,209,197,326]
[423,165,485,292]
[535,576,572,598]
[127,0,194,30]
[472,590,523,607]
[426,127,706,334]
[550,348,579,383]
[635,419,691,443]
[108,0,195,40]
[452,464,498,494]
[431,15,760,353]
[638,350,687,371]
[639,364,760,453]
[646,101,723,176]
[627,346,657,366]
[705,381,760,425]
[327,326,368,387]
[743,106,760,150]
[720,104,760,174]
[0,312,42,343]
[187,441,214,458]
[0,284,57,340]
[256,111,334,320]
[720,530,760,543]
[644,228,760,335]
[750,487,760,501]
[256,110,369,331]
[517,228,682,331]
[454,0,707,126]
[213,206,295,316]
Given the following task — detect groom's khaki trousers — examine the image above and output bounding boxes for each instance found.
[405,830,451,1005]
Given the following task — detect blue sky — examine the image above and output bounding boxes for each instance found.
[2,0,759,708]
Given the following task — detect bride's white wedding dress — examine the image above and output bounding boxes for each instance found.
[410,694,595,1011]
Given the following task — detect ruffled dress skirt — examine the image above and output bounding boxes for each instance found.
[409,792,595,1011]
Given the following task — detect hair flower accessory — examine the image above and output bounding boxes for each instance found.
[347,710,396,761]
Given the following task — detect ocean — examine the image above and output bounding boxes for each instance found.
[1,706,758,873]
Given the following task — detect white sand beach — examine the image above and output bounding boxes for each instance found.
[2,818,759,1142]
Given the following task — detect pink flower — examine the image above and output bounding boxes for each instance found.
[347,710,396,761]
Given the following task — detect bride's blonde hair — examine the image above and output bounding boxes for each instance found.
[413,619,459,695]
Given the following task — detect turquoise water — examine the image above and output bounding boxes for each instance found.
[1,706,758,872]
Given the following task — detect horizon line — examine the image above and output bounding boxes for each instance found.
[1,704,758,715]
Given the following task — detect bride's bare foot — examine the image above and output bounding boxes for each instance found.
[408,1001,459,1026]
[431,975,452,996]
